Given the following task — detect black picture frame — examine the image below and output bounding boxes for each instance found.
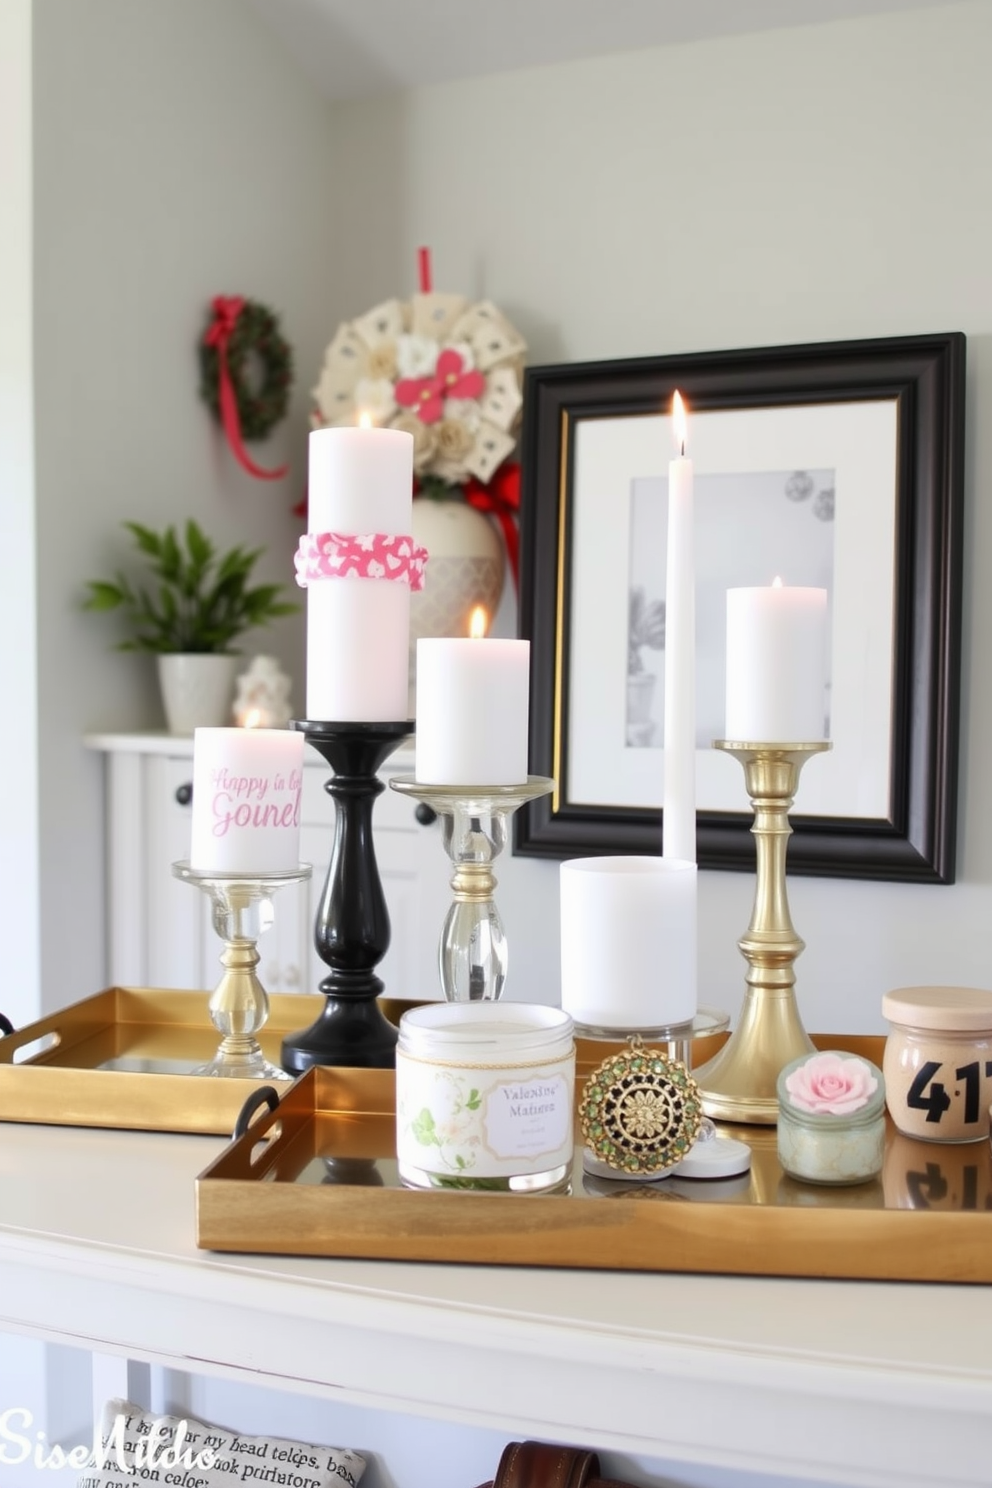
[514,333,965,883]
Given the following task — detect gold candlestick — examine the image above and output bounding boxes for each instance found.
[694,741,831,1125]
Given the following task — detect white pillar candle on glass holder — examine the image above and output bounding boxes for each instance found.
[415,613,530,786]
[559,856,697,1031]
[663,390,696,863]
[725,580,828,743]
[189,727,304,874]
[304,424,415,722]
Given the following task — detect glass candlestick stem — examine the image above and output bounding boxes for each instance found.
[390,775,554,1002]
[173,863,312,1079]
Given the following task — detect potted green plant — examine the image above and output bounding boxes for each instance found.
[84,519,299,733]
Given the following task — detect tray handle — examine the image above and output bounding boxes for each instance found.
[0,1013,13,1038]
[233,1084,282,1141]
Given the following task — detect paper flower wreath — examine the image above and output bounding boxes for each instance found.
[310,293,527,493]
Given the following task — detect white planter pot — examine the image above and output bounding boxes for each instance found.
[157,653,241,735]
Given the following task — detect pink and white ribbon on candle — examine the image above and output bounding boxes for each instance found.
[294,531,428,590]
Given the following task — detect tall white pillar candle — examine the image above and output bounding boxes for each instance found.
[663,391,696,863]
[725,580,828,742]
[189,727,304,873]
[560,856,697,1030]
[305,424,415,721]
[416,628,530,786]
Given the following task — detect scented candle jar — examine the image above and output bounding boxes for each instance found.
[395,1003,575,1191]
[882,986,992,1143]
[776,1050,885,1185]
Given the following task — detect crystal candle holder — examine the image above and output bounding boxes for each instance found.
[173,862,311,1079]
[694,740,830,1124]
[389,775,554,1002]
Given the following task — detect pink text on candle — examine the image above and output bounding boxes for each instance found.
[208,766,302,838]
[210,791,301,839]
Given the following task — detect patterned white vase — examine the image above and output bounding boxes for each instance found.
[410,499,506,698]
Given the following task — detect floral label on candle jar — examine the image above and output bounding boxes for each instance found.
[396,1057,575,1184]
[784,1051,878,1115]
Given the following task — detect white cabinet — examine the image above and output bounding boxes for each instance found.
[86,733,449,1003]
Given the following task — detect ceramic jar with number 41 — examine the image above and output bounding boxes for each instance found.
[882,986,992,1144]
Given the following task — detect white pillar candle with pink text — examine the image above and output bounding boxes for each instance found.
[189,727,304,873]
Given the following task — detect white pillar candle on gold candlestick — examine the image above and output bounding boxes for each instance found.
[663,390,696,864]
[189,727,304,873]
[725,579,828,742]
[304,422,415,721]
[560,856,697,1031]
[415,608,530,786]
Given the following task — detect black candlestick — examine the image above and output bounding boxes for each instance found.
[281,720,413,1073]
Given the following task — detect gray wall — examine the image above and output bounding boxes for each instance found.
[28,0,335,1015]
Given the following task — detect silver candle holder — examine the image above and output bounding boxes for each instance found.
[390,775,554,1002]
[173,862,311,1079]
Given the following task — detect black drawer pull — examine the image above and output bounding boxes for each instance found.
[415,802,437,826]
[175,782,193,806]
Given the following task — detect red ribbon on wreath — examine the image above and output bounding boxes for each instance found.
[203,296,288,481]
[463,461,521,589]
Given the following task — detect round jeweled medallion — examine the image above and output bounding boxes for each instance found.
[579,1041,703,1176]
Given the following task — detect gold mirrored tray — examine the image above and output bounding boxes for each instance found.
[195,1034,992,1282]
[0,987,421,1135]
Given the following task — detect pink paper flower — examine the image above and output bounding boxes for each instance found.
[395,347,485,425]
[784,1052,878,1116]
[395,372,445,424]
[435,347,485,400]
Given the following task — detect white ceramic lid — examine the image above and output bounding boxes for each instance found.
[881,985,992,1032]
[397,1001,574,1060]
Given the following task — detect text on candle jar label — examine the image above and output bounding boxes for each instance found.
[209,766,302,837]
[483,1075,572,1158]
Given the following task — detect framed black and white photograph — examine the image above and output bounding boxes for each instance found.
[515,333,965,881]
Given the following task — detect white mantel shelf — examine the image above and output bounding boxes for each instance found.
[1,1119,991,1487]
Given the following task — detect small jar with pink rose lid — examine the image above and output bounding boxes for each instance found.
[777,1050,886,1185]
[882,986,992,1144]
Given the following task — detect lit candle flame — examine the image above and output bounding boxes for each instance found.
[672,390,688,456]
[772,575,783,589]
[242,708,262,729]
[468,605,489,639]
[357,410,373,429]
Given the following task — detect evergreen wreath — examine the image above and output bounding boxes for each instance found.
[199,298,293,442]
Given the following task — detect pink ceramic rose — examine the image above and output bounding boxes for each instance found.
[784,1052,878,1116]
